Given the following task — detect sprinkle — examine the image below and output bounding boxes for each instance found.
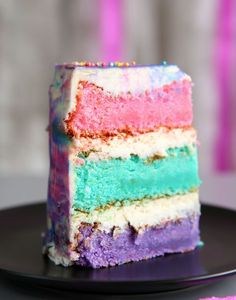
[73,61,138,68]
[197,240,204,248]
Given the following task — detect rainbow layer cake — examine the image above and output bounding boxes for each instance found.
[44,62,201,268]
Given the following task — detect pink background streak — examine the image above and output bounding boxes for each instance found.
[215,0,235,171]
[99,0,123,62]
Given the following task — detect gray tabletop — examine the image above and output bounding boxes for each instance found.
[0,175,236,299]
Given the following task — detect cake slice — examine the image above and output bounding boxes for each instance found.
[44,62,201,268]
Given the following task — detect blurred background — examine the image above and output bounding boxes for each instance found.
[0,0,235,207]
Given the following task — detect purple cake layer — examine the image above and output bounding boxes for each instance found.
[72,216,199,268]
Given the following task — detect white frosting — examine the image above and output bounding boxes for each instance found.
[71,65,190,95]
[72,127,196,160]
[46,242,72,267]
[70,192,200,240]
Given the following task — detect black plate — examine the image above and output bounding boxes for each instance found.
[0,202,236,294]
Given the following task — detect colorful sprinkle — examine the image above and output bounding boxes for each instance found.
[197,240,204,248]
[78,61,138,68]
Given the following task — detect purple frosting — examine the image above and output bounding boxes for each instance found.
[74,216,200,268]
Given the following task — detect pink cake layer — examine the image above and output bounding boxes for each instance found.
[65,79,192,137]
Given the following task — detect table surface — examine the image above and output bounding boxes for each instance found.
[0,174,236,299]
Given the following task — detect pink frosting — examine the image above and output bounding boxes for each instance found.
[65,79,192,137]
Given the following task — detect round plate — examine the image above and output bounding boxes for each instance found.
[0,203,236,294]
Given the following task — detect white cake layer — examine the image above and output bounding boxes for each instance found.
[70,192,200,238]
[71,127,196,160]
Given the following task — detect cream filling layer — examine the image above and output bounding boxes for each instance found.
[71,127,196,160]
[70,192,200,240]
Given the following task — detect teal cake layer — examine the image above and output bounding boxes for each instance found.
[73,147,200,211]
